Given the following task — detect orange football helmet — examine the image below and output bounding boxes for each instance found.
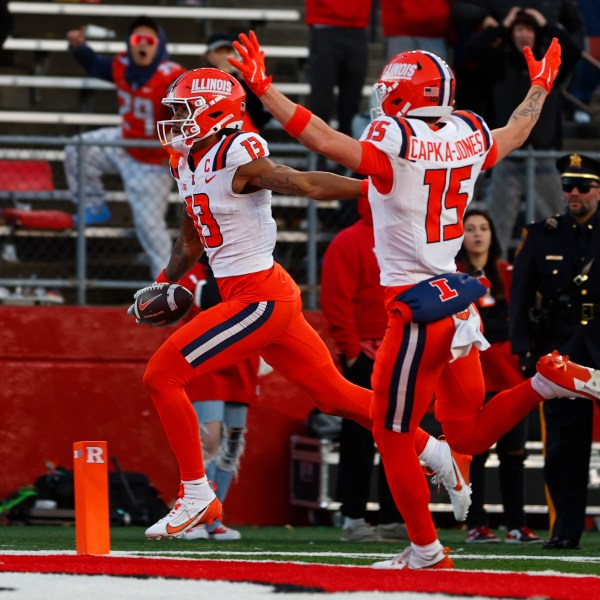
[157,68,246,146]
[372,50,455,119]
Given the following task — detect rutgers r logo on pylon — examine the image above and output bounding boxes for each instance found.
[85,446,105,464]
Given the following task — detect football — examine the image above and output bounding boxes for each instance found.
[133,283,193,327]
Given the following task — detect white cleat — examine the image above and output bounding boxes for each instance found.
[145,495,222,540]
[372,546,454,570]
[208,524,242,541]
[430,440,472,522]
[179,524,209,540]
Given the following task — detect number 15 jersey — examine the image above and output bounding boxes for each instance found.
[359,111,496,287]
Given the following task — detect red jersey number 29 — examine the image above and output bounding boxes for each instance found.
[185,193,223,248]
[424,166,472,243]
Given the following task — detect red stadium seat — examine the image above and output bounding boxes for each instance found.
[0,160,54,192]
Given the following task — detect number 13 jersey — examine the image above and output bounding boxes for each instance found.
[172,131,277,279]
[359,111,496,287]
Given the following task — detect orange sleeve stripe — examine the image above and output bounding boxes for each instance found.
[482,139,498,170]
[358,141,393,195]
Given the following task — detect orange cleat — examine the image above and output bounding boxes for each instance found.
[536,351,600,400]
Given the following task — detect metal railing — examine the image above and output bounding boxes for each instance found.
[0,135,598,306]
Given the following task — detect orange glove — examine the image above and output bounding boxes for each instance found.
[523,37,561,93]
[229,30,272,97]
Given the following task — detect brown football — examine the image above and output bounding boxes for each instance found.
[133,283,193,327]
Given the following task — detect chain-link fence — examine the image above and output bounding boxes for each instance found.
[0,135,597,308]
[0,134,344,307]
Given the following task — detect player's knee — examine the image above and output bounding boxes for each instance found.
[216,427,246,473]
[142,353,169,395]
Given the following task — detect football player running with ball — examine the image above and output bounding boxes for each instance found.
[131,68,472,541]
[230,32,600,569]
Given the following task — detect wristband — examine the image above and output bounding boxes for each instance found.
[155,269,176,284]
[283,105,312,137]
[360,179,369,197]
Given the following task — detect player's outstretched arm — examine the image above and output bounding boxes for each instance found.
[492,37,561,162]
[230,31,363,172]
[235,157,363,201]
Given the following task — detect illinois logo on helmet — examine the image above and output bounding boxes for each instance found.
[157,67,246,147]
[372,51,455,119]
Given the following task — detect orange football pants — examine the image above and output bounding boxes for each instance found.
[144,292,432,482]
[371,309,542,545]
[144,294,375,480]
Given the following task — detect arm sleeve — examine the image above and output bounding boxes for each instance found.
[69,44,114,81]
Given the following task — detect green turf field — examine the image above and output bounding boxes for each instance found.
[1,526,599,576]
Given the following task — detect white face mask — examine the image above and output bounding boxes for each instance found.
[170,138,193,155]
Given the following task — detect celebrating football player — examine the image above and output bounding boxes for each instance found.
[130,67,473,542]
[229,31,600,569]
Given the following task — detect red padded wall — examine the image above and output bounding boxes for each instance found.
[0,306,336,526]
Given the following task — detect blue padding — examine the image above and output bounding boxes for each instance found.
[395,272,487,323]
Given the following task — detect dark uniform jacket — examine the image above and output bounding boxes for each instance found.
[509,211,600,368]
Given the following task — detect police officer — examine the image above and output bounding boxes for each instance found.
[510,153,600,550]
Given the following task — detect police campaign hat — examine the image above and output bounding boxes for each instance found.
[556,153,600,181]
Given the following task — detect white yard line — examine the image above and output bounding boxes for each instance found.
[0,573,500,600]
[2,549,600,564]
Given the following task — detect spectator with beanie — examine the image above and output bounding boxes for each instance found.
[466,7,581,256]
[510,153,600,550]
[64,16,186,278]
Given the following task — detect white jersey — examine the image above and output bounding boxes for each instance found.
[172,131,276,278]
[359,111,494,286]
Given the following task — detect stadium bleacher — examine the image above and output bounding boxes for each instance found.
[0,0,340,302]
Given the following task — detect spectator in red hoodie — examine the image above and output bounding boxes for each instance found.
[379,0,452,61]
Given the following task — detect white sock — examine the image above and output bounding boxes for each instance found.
[418,436,444,472]
[531,374,557,399]
[412,539,444,558]
[182,476,214,501]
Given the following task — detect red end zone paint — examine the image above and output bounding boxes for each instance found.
[1,555,598,599]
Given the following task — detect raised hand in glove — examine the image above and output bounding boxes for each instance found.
[229,30,272,97]
[523,37,561,93]
[518,351,537,378]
